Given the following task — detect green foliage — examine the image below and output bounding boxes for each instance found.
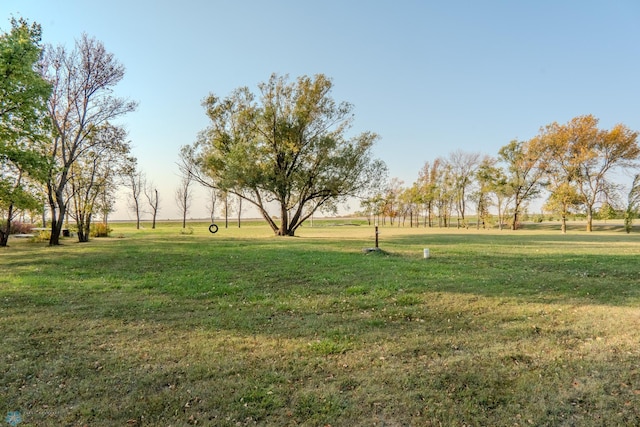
[0,18,51,246]
[624,209,634,233]
[30,228,50,242]
[189,73,383,236]
[0,17,51,143]
[597,202,618,220]
[498,139,546,229]
[531,214,544,223]
[0,17,51,196]
[625,174,640,233]
[309,338,351,356]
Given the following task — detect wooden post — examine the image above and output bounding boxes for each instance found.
[375,225,379,248]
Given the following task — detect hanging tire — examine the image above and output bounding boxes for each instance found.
[209,224,219,234]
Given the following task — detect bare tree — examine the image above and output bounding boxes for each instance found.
[144,182,160,229]
[175,172,194,229]
[125,168,144,229]
[42,34,137,244]
[206,187,218,223]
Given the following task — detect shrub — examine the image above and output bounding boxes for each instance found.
[531,214,544,223]
[90,223,112,237]
[0,221,34,234]
[31,229,50,242]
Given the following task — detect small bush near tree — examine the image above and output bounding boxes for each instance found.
[90,223,112,237]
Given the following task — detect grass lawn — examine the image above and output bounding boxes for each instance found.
[1,220,640,426]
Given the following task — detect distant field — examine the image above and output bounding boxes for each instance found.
[2,220,640,426]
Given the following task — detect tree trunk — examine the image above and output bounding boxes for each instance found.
[77,217,86,242]
[151,189,158,229]
[0,202,14,247]
[83,217,91,242]
[50,217,63,245]
[277,202,292,236]
[586,207,593,232]
[48,189,65,245]
[511,199,520,230]
[224,194,228,229]
[76,212,91,242]
[77,229,88,242]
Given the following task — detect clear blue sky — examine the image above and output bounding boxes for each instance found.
[3,1,640,219]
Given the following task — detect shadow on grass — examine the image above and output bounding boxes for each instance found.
[3,231,639,319]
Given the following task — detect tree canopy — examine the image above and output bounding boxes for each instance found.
[539,115,640,231]
[0,18,51,246]
[186,73,384,236]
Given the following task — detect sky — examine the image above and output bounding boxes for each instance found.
[2,1,640,220]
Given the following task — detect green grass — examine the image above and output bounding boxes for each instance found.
[1,220,640,426]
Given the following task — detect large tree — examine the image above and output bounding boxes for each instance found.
[540,115,640,232]
[0,18,51,246]
[42,34,136,245]
[188,73,383,236]
[537,122,583,233]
